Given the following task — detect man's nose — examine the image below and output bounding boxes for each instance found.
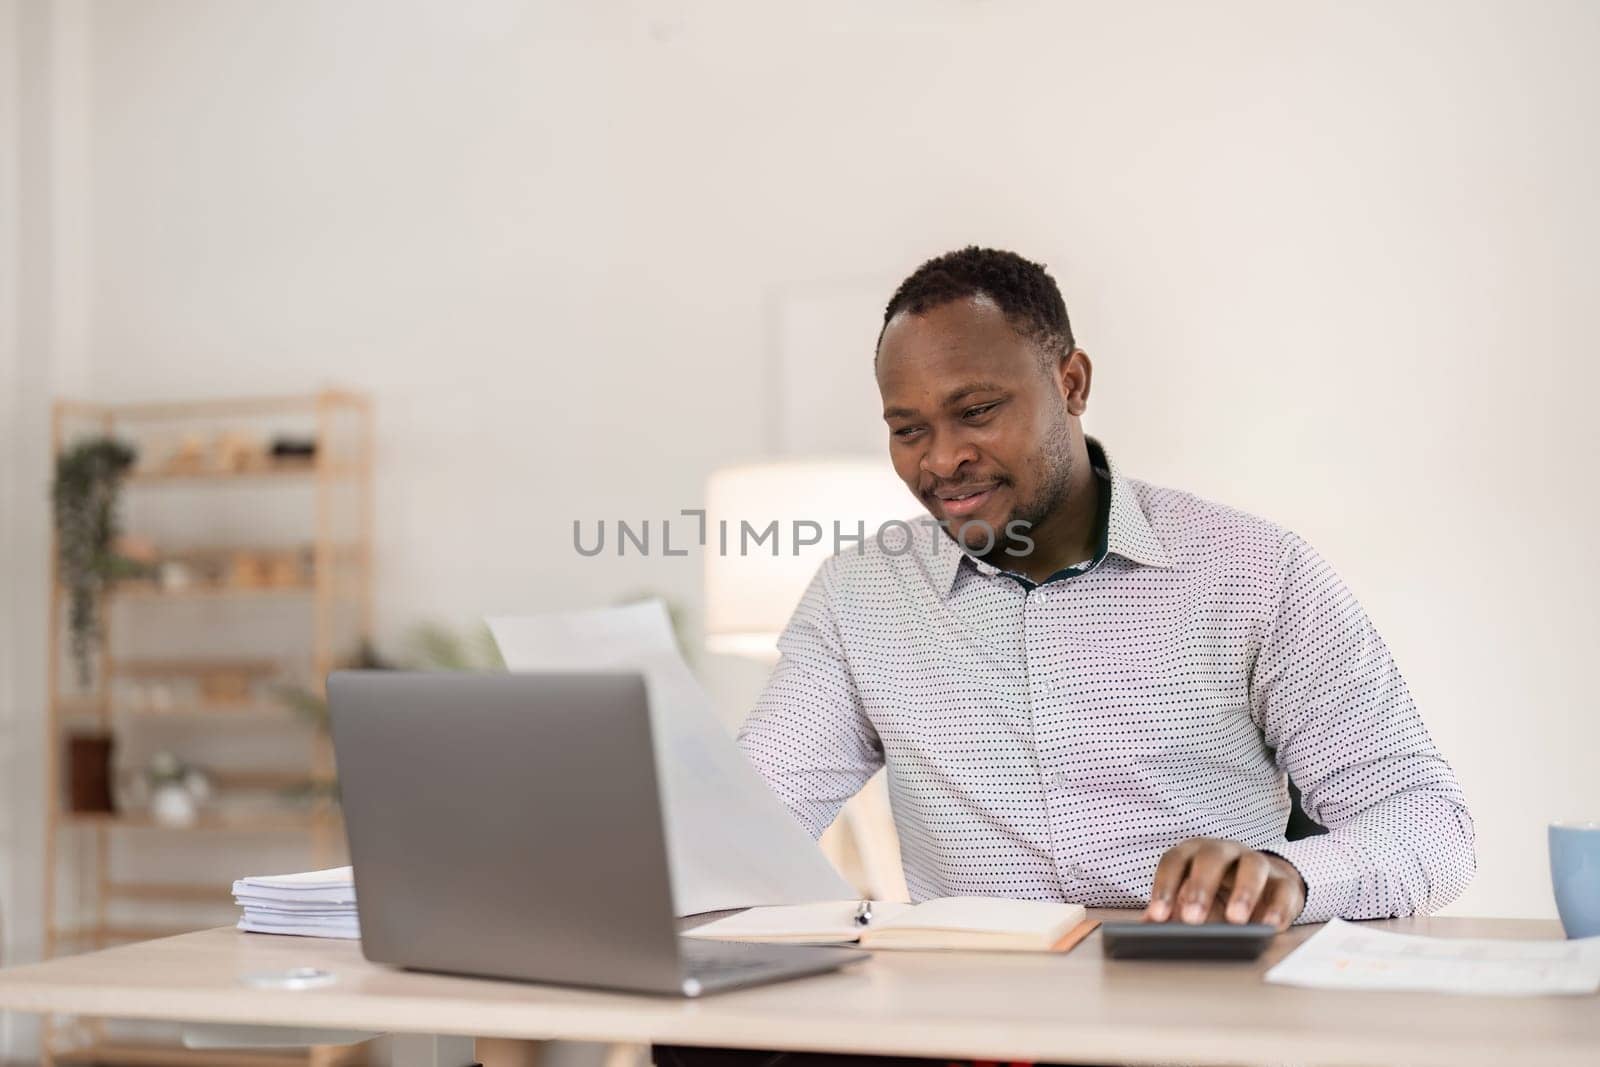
[921,432,978,480]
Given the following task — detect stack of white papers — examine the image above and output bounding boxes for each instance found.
[1265,918,1600,996]
[233,866,359,940]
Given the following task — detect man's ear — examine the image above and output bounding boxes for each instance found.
[1057,348,1092,416]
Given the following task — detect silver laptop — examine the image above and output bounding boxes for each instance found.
[328,670,866,996]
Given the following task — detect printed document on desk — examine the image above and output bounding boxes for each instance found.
[487,600,854,916]
[233,866,360,939]
[1265,918,1600,996]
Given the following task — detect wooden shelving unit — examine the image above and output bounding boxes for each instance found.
[42,391,373,1067]
[58,811,334,831]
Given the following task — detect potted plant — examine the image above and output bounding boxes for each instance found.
[270,624,505,808]
[52,437,141,687]
[271,624,505,734]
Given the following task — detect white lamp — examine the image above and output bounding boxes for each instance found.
[703,457,913,659]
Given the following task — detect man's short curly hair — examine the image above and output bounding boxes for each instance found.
[877,246,1074,364]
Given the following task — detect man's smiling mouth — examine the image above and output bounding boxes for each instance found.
[933,484,1000,517]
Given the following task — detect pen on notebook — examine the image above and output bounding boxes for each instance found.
[853,899,873,927]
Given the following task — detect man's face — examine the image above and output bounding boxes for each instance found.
[875,296,1080,553]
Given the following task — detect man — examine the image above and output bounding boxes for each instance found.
[738,246,1474,930]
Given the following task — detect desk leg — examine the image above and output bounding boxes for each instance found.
[370,1032,479,1067]
[476,1037,546,1067]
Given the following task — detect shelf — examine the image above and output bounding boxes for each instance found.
[125,462,364,486]
[58,702,306,725]
[114,704,303,723]
[56,390,368,422]
[110,658,280,679]
[109,583,316,601]
[52,1040,311,1067]
[59,811,335,832]
[123,541,361,562]
[125,469,320,486]
[128,458,314,481]
[209,770,333,791]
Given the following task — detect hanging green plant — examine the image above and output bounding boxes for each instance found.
[52,437,139,687]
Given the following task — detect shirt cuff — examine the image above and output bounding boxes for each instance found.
[1260,837,1362,924]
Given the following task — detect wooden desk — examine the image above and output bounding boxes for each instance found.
[0,913,1595,1067]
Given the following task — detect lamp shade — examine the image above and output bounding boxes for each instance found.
[704,457,914,659]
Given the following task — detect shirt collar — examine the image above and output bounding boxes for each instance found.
[930,436,1173,595]
[1096,438,1173,571]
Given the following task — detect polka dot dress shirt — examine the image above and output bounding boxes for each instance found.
[737,439,1475,923]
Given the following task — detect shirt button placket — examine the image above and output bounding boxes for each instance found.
[1026,585,1077,894]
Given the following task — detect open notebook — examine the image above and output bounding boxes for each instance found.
[684,897,1092,952]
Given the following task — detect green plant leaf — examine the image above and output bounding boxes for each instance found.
[52,437,137,687]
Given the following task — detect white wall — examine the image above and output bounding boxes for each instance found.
[4,0,1598,971]
[3,6,95,1062]
[0,3,18,1001]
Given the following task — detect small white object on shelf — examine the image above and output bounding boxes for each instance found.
[149,783,198,827]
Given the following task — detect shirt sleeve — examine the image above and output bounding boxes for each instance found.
[736,558,885,840]
[1251,532,1476,923]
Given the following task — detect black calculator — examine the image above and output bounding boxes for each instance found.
[1100,922,1277,960]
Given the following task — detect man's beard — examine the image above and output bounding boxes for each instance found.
[990,409,1075,558]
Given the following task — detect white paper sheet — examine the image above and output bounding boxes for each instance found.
[487,600,855,916]
[235,915,360,939]
[1264,918,1600,996]
[232,866,356,904]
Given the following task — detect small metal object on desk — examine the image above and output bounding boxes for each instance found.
[853,900,873,927]
[238,967,338,991]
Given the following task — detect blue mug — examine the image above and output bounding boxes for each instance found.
[1549,821,1600,939]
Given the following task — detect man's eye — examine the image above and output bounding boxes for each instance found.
[963,403,999,420]
[893,426,924,440]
